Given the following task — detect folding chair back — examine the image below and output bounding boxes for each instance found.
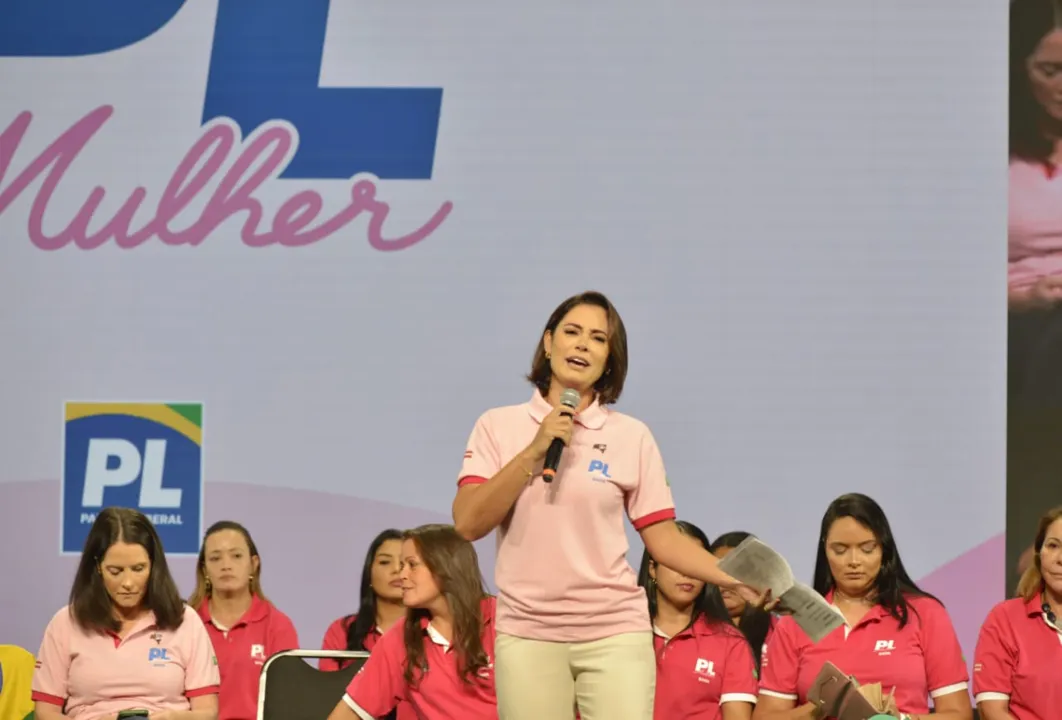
[257,649,369,720]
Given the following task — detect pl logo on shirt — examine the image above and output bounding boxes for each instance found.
[62,402,204,554]
[872,639,896,656]
[148,647,174,664]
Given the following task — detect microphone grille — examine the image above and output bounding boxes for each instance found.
[560,388,581,408]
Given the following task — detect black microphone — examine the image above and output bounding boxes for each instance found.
[542,388,580,483]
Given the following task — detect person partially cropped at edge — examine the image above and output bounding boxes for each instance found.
[31,507,220,720]
[753,493,971,720]
[451,290,769,720]
[1007,0,1062,563]
[188,521,299,720]
[320,528,409,720]
[973,505,1062,720]
[326,524,497,720]
[639,520,758,720]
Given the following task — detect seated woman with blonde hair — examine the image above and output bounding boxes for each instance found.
[189,520,298,720]
[974,505,1062,720]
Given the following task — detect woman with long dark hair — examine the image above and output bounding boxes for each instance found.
[326,524,497,720]
[31,508,219,720]
[754,493,971,720]
[452,290,767,720]
[320,528,406,668]
[321,528,409,720]
[188,520,299,720]
[638,521,758,720]
[710,531,776,672]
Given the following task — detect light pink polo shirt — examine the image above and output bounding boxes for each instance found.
[1009,158,1062,292]
[32,604,220,719]
[458,390,676,642]
[759,593,967,716]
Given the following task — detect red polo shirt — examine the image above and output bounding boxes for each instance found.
[759,593,967,715]
[973,592,1062,720]
[320,615,382,671]
[197,596,299,720]
[653,617,758,720]
[321,614,415,720]
[342,597,497,720]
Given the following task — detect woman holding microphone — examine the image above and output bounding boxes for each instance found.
[452,290,767,720]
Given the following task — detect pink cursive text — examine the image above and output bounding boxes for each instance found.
[0,105,453,251]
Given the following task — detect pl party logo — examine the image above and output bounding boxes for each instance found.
[62,402,204,555]
[0,0,452,251]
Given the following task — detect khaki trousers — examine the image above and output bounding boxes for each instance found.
[494,631,655,720]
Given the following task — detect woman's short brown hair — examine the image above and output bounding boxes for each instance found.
[526,290,629,405]
[70,507,185,632]
[1017,505,1062,600]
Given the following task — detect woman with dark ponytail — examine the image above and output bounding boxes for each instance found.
[321,528,406,667]
[638,520,759,720]
[321,528,408,720]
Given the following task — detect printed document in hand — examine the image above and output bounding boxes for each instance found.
[717,536,845,642]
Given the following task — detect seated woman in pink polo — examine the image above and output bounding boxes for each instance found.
[754,493,971,720]
[711,531,777,673]
[973,505,1062,720]
[31,507,220,720]
[639,520,758,720]
[319,528,406,668]
[188,520,299,720]
[326,524,497,720]
[452,290,767,720]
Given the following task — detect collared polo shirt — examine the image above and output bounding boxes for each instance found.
[197,595,298,720]
[458,390,675,642]
[1010,158,1062,291]
[342,597,497,720]
[321,613,416,720]
[759,593,967,715]
[973,592,1062,720]
[653,617,758,720]
[31,604,219,719]
[320,614,382,671]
